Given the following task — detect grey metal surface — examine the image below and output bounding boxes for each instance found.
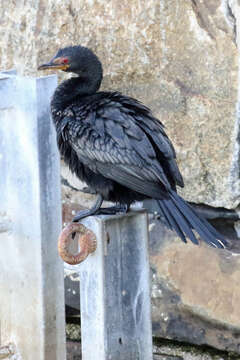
[0,74,66,359]
[79,211,153,360]
[1,69,17,75]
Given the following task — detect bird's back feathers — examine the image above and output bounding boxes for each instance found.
[54,91,183,194]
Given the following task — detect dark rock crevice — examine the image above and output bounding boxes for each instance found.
[223,0,237,43]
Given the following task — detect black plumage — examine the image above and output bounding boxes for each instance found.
[38,45,226,248]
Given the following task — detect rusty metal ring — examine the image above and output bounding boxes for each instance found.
[58,223,97,265]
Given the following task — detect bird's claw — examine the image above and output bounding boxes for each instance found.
[72,205,129,223]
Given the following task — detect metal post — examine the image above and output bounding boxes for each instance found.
[0,73,66,359]
[78,211,153,360]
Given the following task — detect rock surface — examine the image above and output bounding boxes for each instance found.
[0,0,239,208]
[149,218,240,354]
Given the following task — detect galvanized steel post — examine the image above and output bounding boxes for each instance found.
[77,211,153,360]
[0,72,66,359]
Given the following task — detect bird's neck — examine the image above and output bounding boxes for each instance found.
[51,74,102,113]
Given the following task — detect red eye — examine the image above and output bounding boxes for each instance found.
[62,58,69,64]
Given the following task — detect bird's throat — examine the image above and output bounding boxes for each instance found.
[51,75,101,114]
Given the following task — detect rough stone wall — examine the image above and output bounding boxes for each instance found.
[149,218,240,354]
[0,0,239,208]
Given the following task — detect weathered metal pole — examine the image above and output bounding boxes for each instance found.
[78,211,153,360]
[0,73,66,359]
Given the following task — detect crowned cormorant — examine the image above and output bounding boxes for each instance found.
[38,45,226,248]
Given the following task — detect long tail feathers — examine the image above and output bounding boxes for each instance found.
[157,191,227,249]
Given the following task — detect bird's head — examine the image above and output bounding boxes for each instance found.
[38,45,103,78]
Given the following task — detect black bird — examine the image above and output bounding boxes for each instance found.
[38,45,226,248]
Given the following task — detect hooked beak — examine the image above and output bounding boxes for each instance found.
[38,60,69,71]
